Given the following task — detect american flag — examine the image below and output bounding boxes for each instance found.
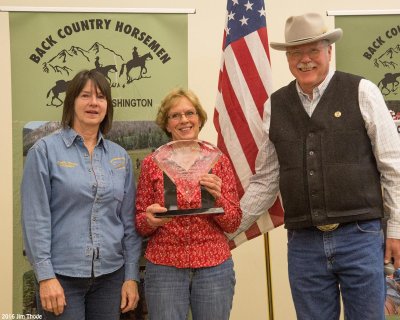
[214,0,284,249]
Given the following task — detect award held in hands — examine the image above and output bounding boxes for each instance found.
[153,140,225,218]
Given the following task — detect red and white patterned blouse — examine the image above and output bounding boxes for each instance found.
[135,152,242,268]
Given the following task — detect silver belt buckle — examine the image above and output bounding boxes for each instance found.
[316,223,339,232]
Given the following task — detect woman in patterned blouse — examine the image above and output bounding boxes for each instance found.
[135,88,242,320]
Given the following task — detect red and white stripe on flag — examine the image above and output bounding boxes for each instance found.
[213,0,284,249]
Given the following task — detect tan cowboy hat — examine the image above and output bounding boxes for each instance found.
[270,12,343,51]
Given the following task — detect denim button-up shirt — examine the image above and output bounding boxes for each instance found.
[21,127,141,282]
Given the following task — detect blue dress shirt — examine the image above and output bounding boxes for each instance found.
[21,127,142,282]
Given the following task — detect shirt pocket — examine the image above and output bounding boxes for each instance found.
[109,156,127,202]
[111,168,126,202]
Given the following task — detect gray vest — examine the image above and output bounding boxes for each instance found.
[270,71,383,229]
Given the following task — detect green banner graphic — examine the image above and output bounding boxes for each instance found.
[335,15,400,135]
[10,11,188,317]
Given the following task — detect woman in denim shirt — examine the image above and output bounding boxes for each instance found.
[21,70,142,319]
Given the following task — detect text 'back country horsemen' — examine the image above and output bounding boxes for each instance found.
[28,19,172,107]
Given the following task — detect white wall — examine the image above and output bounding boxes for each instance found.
[1,0,398,319]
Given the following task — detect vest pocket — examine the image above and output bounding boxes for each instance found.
[323,163,381,217]
[323,131,362,164]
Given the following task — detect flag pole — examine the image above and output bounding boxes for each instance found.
[264,233,274,320]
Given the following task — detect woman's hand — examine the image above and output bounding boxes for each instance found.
[200,174,222,199]
[145,203,172,228]
[120,280,139,313]
[39,278,66,316]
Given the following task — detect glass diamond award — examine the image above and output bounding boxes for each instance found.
[152,140,225,218]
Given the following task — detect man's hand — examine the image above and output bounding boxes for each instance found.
[39,278,66,316]
[385,238,400,268]
[120,280,139,313]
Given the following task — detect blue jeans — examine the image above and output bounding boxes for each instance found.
[288,219,385,320]
[39,266,124,320]
[145,258,235,320]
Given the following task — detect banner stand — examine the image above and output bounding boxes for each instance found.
[0,7,196,14]
[327,9,400,16]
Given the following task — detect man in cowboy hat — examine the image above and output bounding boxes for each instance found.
[238,12,400,320]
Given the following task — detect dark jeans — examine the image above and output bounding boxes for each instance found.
[38,266,124,320]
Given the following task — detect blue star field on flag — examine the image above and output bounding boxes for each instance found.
[224,0,266,47]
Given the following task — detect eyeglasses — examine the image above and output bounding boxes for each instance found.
[286,45,327,60]
[167,110,198,121]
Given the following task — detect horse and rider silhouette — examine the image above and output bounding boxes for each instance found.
[46,49,153,106]
[92,56,118,83]
[93,48,153,85]
[119,51,153,84]
[378,72,400,96]
[93,65,118,83]
[46,57,118,107]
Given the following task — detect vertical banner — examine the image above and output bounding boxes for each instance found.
[332,12,400,319]
[9,11,188,318]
